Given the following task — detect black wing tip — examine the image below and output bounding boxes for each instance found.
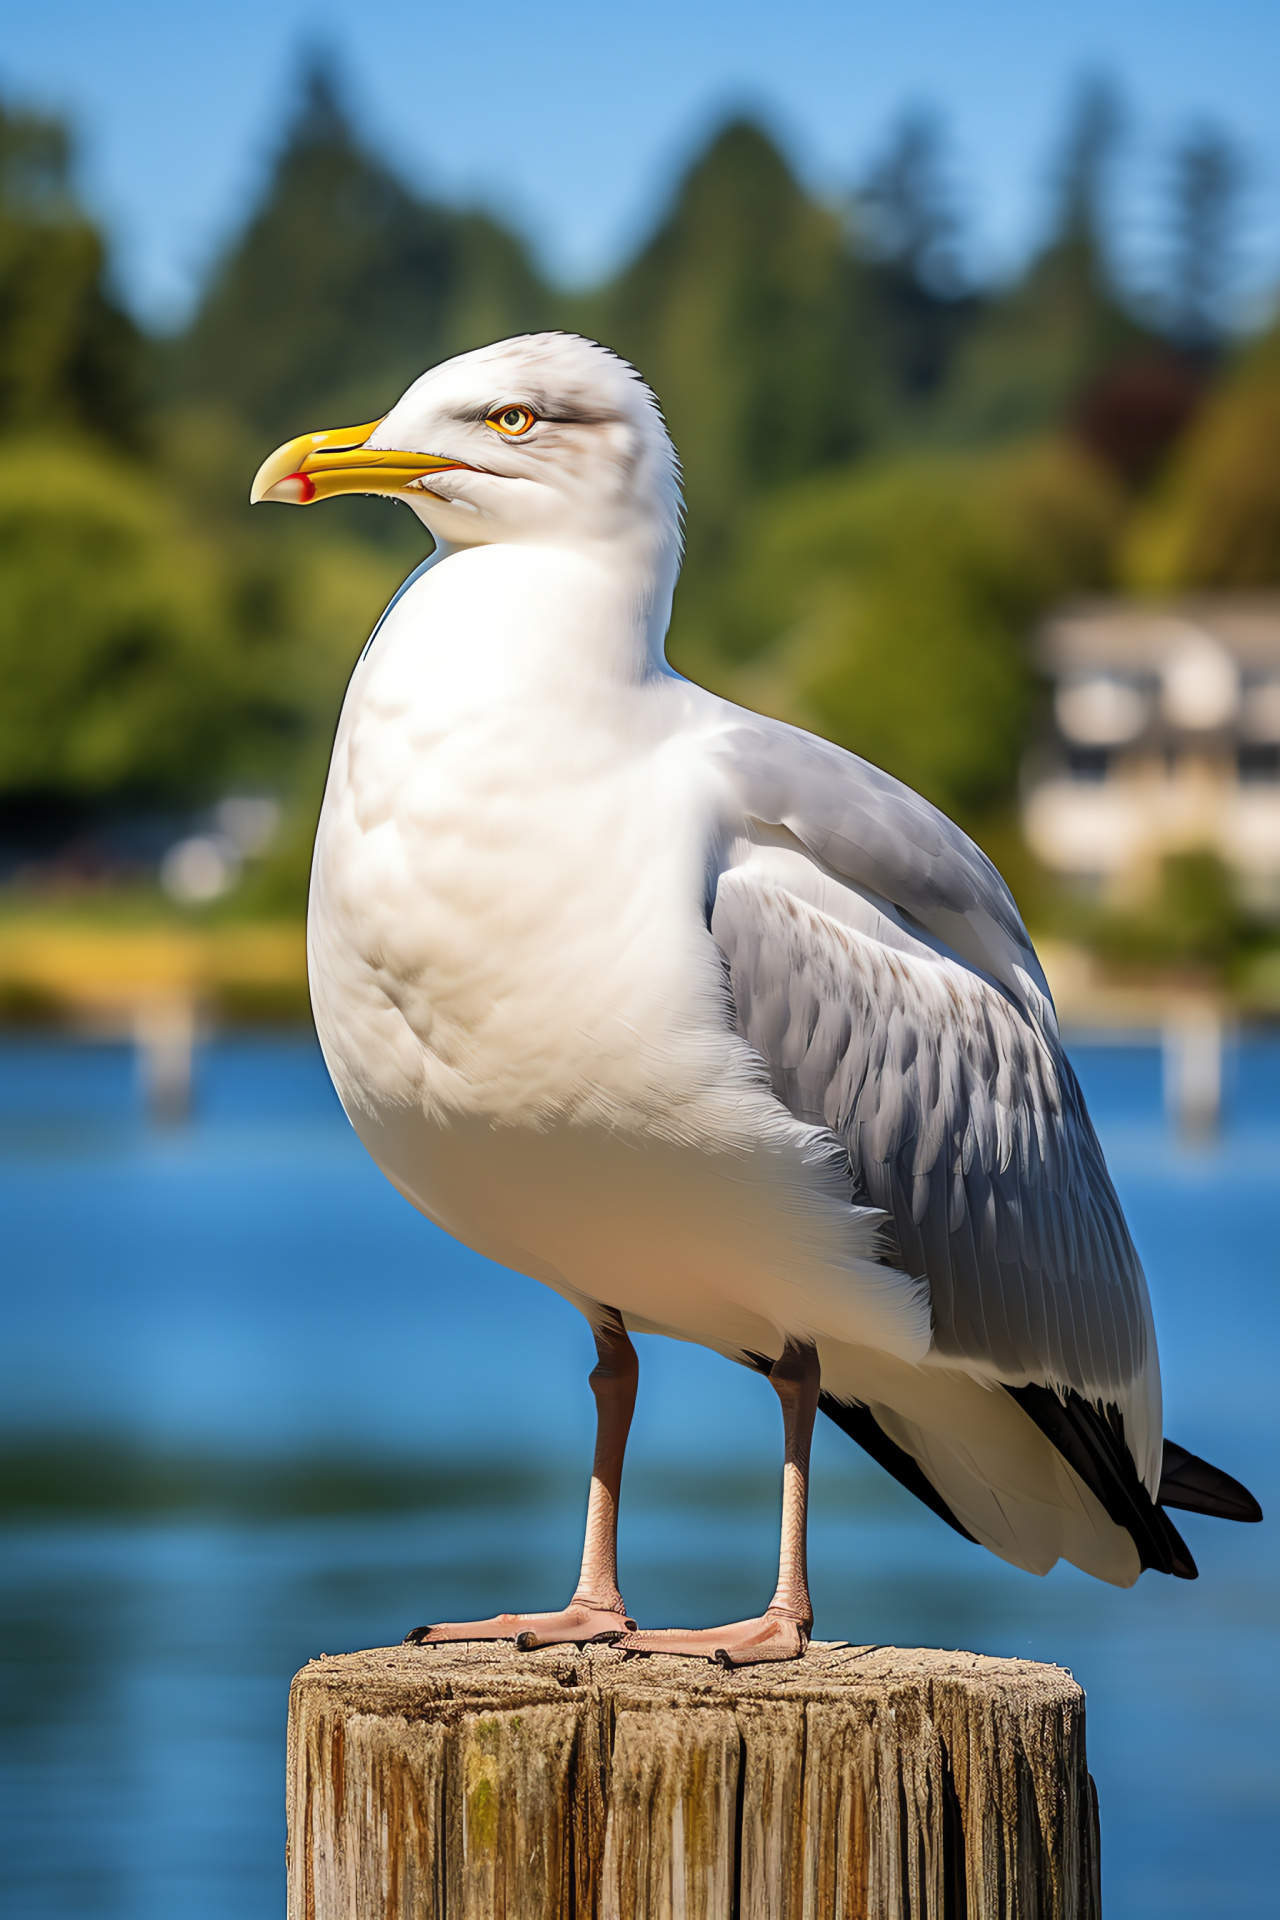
[1166,1532,1200,1581]
[748,1356,1259,1580]
[1005,1383,1201,1580]
[1159,1440,1264,1525]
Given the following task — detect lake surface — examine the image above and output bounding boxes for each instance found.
[1,1034,1277,1918]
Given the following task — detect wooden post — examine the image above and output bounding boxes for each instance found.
[286,1641,1100,1920]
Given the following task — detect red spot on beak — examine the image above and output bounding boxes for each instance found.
[286,472,317,503]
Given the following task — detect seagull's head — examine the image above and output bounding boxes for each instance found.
[251,332,682,576]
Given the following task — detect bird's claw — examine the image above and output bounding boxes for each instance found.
[403,1603,635,1651]
[614,1610,810,1667]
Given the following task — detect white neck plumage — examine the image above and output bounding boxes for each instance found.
[398,517,681,696]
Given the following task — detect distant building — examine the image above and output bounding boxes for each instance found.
[1022,596,1280,909]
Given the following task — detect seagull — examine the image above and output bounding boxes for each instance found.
[252,332,1260,1666]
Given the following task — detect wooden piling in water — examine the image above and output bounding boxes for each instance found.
[286,1641,1100,1919]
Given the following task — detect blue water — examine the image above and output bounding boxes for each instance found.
[1,1035,1277,1917]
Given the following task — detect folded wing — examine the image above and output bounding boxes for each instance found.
[707,705,1163,1502]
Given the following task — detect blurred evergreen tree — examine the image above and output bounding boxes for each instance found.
[588,119,869,556]
[0,102,143,445]
[849,108,979,421]
[170,60,551,441]
[855,108,963,294]
[1166,122,1242,356]
[590,116,983,547]
[938,78,1152,448]
[591,112,987,686]
[3,54,1273,948]
[0,82,410,824]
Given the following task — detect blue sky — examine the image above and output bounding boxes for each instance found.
[4,1,1279,327]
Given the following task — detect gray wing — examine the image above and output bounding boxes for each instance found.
[704,703,1161,1489]
[707,710,1048,1008]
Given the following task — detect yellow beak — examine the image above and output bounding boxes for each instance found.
[249,418,471,505]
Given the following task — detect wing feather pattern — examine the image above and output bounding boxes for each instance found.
[709,714,1047,1002]
[705,706,1163,1496]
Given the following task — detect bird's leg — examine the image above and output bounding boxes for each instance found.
[616,1335,820,1667]
[568,1308,638,1622]
[405,1309,638,1650]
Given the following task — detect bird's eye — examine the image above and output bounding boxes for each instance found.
[487,405,536,436]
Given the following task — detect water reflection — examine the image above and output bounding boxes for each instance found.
[1,1036,1276,1919]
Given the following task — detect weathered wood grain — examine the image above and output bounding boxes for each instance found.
[286,1642,1101,1920]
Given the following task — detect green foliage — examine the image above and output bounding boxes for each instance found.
[0,65,541,824]
[1123,325,1280,588]
[939,238,1145,447]
[0,60,1272,996]
[169,65,552,440]
[588,122,864,543]
[1074,850,1267,978]
[0,435,399,803]
[590,118,977,554]
[0,1434,551,1517]
[0,438,232,797]
[0,102,142,444]
[681,441,1119,822]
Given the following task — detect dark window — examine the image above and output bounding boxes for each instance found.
[1067,747,1110,782]
[1239,744,1280,784]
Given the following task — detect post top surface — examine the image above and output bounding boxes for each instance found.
[290,1641,1082,1722]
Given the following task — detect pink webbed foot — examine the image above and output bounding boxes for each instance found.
[616,1608,810,1668]
[404,1600,635,1652]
